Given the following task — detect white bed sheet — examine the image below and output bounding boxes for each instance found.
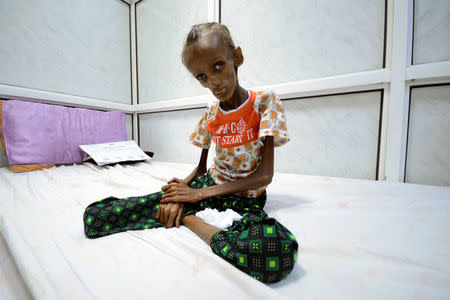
[0,228,32,300]
[0,161,449,300]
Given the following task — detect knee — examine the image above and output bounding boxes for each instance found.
[245,236,298,283]
[210,226,299,284]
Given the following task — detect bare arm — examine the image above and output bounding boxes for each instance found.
[183,148,209,184]
[157,149,209,228]
[166,138,274,244]
[199,136,274,198]
[161,136,274,203]
[165,148,209,185]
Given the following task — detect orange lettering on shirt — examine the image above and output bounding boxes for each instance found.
[206,91,260,148]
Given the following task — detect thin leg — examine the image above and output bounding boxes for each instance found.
[182,215,222,244]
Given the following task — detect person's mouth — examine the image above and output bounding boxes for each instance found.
[213,88,226,96]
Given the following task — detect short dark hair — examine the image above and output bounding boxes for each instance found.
[182,22,236,63]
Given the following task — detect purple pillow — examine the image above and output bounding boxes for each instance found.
[0,100,127,172]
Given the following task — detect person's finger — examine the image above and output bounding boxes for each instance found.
[162,187,175,197]
[167,206,177,228]
[168,177,182,184]
[161,196,181,204]
[163,182,179,190]
[162,185,177,196]
[161,184,173,192]
[168,177,179,183]
[163,205,169,225]
[165,207,172,226]
[161,189,179,202]
[175,206,183,228]
[168,182,182,189]
[160,204,165,223]
[161,191,171,201]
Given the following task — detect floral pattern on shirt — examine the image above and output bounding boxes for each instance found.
[189,90,289,197]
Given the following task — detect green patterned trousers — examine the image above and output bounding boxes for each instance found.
[83,172,298,283]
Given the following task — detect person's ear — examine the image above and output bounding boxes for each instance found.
[234,46,244,67]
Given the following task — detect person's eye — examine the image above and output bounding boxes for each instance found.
[196,73,206,81]
[214,62,224,71]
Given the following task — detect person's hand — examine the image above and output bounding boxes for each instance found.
[167,177,186,185]
[161,177,187,196]
[160,180,202,204]
[155,202,184,228]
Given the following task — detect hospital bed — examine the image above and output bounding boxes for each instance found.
[0,160,448,299]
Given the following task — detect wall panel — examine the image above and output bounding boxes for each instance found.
[0,0,131,104]
[139,91,381,180]
[405,85,450,186]
[276,91,382,179]
[413,0,450,64]
[139,108,215,167]
[221,0,385,89]
[126,114,133,140]
[136,0,210,103]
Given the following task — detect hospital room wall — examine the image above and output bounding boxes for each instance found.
[136,0,450,186]
[0,0,134,168]
[403,1,450,186]
[0,0,131,104]
[136,0,385,180]
[0,0,448,186]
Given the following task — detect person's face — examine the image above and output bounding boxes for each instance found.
[183,34,242,102]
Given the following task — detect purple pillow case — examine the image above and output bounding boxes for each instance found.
[0,100,127,172]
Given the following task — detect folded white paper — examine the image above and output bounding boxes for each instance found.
[79,140,151,166]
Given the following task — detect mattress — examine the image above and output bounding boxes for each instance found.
[0,228,32,300]
[0,160,449,299]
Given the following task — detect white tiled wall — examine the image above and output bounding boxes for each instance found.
[0,0,131,104]
[221,0,385,89]
[139,108,215,168]
[276,91,381,179]
[139,91,381,179]
[413,0,450,64]
[126,114,133,141]
[1,1,449,186]
[405,85,450,186]
[136,0,210,103]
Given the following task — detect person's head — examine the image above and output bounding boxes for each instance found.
[182,22,244,102]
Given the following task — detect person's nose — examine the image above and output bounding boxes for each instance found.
[210,75,221,88]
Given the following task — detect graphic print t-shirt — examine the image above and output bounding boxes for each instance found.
[190,90,290,197]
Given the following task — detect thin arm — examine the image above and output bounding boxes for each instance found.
[198,136,274,199]
[183,148,209,184]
